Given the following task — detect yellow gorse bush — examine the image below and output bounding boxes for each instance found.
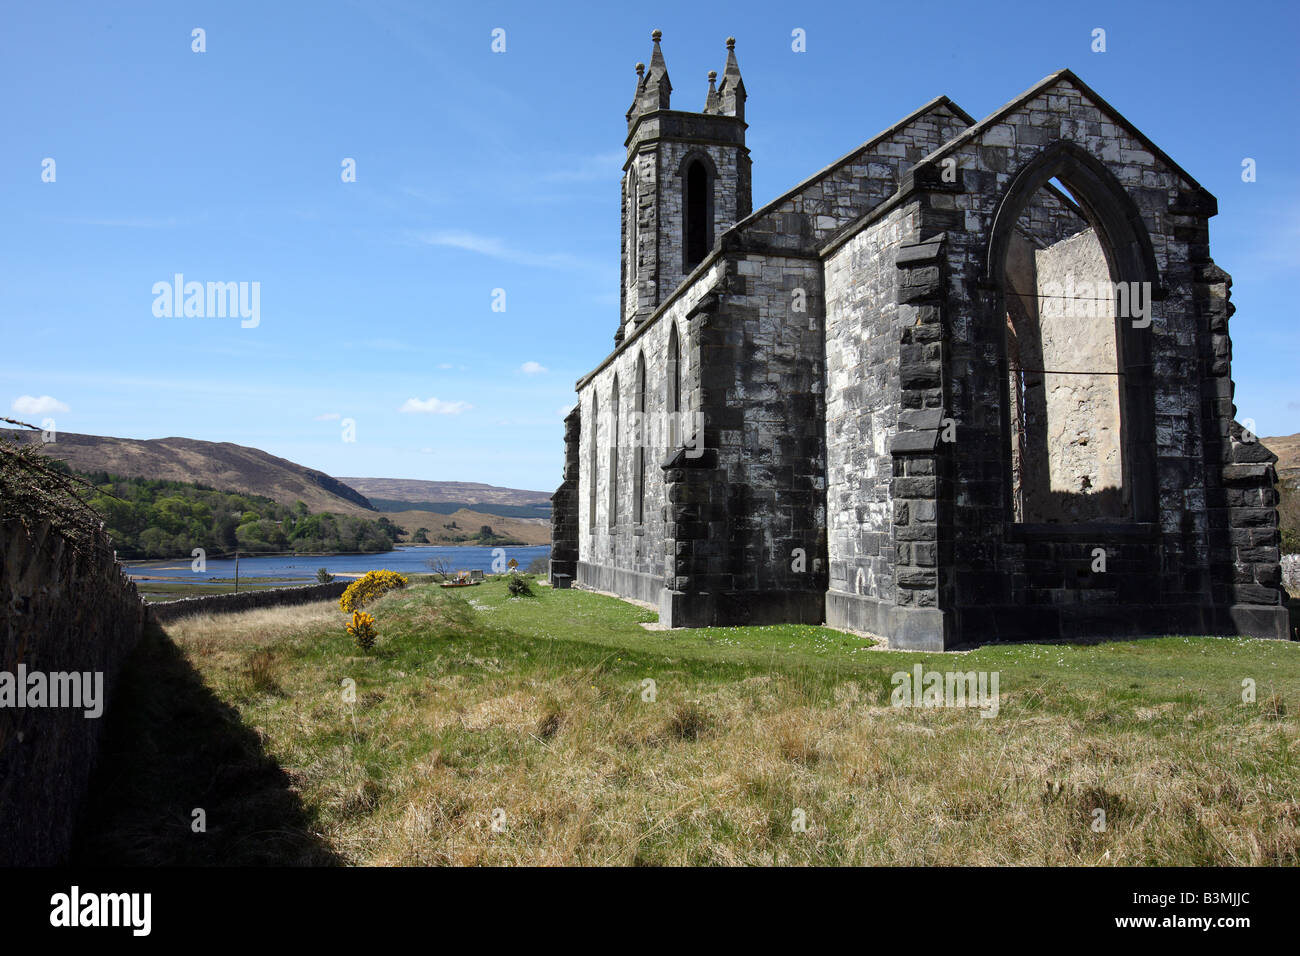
[338,570,408,613]
[346,610,377,651]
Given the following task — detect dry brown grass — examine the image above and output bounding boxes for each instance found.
[145,586,1300,866]
[256,670,1298,866]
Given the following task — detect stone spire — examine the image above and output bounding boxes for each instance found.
[717,36,745,122]
[635,29,671,116]
[704,70,719,113]
[625,62,646,123]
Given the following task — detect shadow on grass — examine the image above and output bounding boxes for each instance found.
[72,622,341,865]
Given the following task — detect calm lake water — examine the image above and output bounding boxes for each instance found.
[127,545,551,583]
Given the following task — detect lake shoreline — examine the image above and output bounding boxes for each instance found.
[119,541,541,567]
[125,544,552,583]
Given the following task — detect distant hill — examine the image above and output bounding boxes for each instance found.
[339,477,551,508]
[1261,434,1299,556]
[1,429,374,515]
[1262,434,1300,486]
[366,497,550,520]
[381,508,550,547]
[0,428,553,549]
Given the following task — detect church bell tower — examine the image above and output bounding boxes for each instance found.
[619,31,751,344]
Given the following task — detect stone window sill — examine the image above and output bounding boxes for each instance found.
[1007,522,1157,542]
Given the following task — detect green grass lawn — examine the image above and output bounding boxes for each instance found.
[76,577,1300,866]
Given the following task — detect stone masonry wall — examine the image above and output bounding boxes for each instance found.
[148,579,349,624]
[1199,263,1289,638]
[738,102,971,256]
[708,252,827,613]
[549,407,580,587]
[579,260,725,603]
[655,141,744,297]
[0,518,146,865]
[824,203,919,614]
[908,74,1286,640]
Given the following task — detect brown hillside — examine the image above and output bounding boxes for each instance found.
[1261,434,1300,486]
[1,429,375,515]
[338,477,550,507]
[385,509,550,546]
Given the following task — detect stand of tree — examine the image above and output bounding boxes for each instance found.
[74,469,398,559]
[472,524,525,546]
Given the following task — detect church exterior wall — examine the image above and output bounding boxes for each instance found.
[823,203,918,637]
[902,78,1287,644]
[737,103,970,255]
[576,260,724,604]
[707,252,827,605]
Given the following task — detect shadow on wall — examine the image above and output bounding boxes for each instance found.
[71,622,340,866]
[1019,487,1130,525]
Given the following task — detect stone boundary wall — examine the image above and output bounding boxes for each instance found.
[0,518,146,865]
[149,580,349,624]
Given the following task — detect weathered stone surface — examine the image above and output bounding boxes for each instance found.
[1,519,146,865]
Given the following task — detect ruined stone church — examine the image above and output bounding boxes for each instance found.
[549,31,1289,649]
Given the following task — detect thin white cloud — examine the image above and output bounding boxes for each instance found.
[362,338,409,352]
[400,397,472,415]
[49,216,180,229]
[11,395,69,416]
[414,230,600,272]
[557,404,576,418]
[399,185,444,205]
[520,361,547,375]
[539,150,624,183]
[314,412,341,421]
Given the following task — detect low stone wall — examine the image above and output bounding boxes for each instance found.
[149,580,349,624]
[0,518,146,866]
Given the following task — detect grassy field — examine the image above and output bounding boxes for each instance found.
[76,578,1300,866]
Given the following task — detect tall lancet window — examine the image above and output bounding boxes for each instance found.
[634,352,647,524]
[609,375,620,530]
[683,157,713,270]
[666,322,681,449]
[588,394,599,531]
[627,165,639,284]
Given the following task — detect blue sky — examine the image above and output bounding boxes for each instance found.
[2,0,1296,492]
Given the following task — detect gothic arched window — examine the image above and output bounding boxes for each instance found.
[609,375,620,530]
[627,165,639,284]
[989,143,1159,526]
[588,393,598,531]
[666,323,681,449]
[634,352,647,524]
[681,154,714,271]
